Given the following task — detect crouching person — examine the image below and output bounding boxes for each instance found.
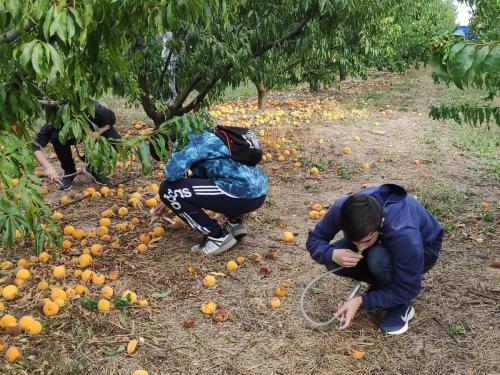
[154,128,268,256]
[306,184,443,335]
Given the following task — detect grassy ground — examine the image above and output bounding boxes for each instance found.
[1,68,499,375]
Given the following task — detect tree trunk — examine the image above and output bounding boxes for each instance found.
[254,80,267,110]
[339,65,346,81]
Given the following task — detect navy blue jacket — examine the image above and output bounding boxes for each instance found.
[306,184,443,310]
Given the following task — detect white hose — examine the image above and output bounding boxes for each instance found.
[299,266,344,326]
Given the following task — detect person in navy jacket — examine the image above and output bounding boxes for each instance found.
[306,184,443,334]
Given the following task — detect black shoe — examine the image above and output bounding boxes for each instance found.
[57,175,76,191]
[84,165,110,186]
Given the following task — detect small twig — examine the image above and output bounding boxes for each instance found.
[432,316,463,346]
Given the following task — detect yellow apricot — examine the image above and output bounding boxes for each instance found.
[203,275,216,288]
[200,301,217,315]
[62,239,72,250]
[51,287,67,301]
[127,339,138,354]
[38,251,50,263]
[81,269,94,283]
[19,316,35,332]
[269,297,281,308]
[26,320,43,335]
[16,268,30,280]
[117,207,128,217]
[38,280,49,290]
[226,261,238,271]
[97,299,111,312]
[74,285,86,295]
[0,314,17,328]
[2,285,18,300]
[122,290,137,304]
[52,265,66,279]
[43,300,59,316]
[5,346,21,363]
[99,218,112,227]
[281,231,294,242]
[137,244,147,253]
[52,211,63,220]
[79,254,92,268]
[1,261,13,270]
[63,225,75,236]
[92,273,105,285]
[90,244,103,256]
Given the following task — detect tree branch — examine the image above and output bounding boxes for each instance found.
[174,11,315,117]
[0,19,35,44]
[39,99,67,107]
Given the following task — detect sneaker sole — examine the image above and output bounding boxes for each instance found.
[83,167,107,186]
[232,230,247,240]
[57,184,73,191]
[380,306,415,335]
[202,237,238,256]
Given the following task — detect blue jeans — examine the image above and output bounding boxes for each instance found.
[329,238,439,287]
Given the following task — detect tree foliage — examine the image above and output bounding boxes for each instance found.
[429,0,500,127]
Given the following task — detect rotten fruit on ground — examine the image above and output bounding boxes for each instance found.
[348,345,366,359]
[235,256,245,265]
[183,319,195,328]
[213,308,229,322]
[269,297,281,308]
[249,253,262,262]
[202,275,216,288]
[200,301,217,315]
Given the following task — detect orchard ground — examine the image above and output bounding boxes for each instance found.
[1,68,499,375]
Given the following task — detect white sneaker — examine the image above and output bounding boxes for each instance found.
[224,220,247,240]
[191,232,237,256]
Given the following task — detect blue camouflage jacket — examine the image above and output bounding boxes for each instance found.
[164,130,268,199]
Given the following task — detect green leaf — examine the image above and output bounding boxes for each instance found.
[102,345,125,356]
[307,286,324,294]
[79,297,98,310]
[46,43,63,74]
[150,290,172,299]
[20,40,36,69]
[31,43,43,76]
[118,310,128,326]
[224,335,237,343]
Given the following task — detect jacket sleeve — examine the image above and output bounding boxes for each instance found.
[31,124,53,151]
[306,202,343,268]
[88,101,116,128]
[362,228,424,310]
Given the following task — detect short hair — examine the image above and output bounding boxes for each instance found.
[340,194,382,241]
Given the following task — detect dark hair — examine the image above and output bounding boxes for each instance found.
[340,195,382,241]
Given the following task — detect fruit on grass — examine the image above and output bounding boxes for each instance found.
[14,278,24,286]
[281,231,294,242]
[26,320,43,335]
[43,300,59,316]
[52,265,66,279]
[309,167,319,175]
[16,268,30,280]
[353,136,361,142]
[213,308,229,322]
[118,207,128,217]
[342,146,352,155]
[98,299,110,312]
[0,341,4,351]
[200,301,217,315]
[74,285,86,295]
[91,244,103,256]
[132,371,149,375]
[235,256,245,265]
[79,254,92,268]
[131,217,140,225]
[108,271,118,281]
[60,195,71,204]
[62,239,72,250]
[53,298,65,308]
[269,297,281,308]
[73,229,85,240]
[51,287,67,301]
[226,261,238,271]
[202,275,216,288]
[1,261,13,270]
[97,226,109,237]
[311,203,322,212]
[0,315,16,328]
[152,226,165,237]
[2,285,18,300]
[38,280,49,290]
[17,258,29,268]
[282,281,290,288]
[348,345,366,359]
[414,159,421,165]
[81,269,94,283]
[100,218,112,227]
[5,346,21,363]
[38,251,50,263]
[101,286,114,299]
[139,234,150,245]
[19,316,35,331]
[360,162,369,170]
[137,243,147,253]
[480,201,489,209]
[127,339,138,354]
[138,299,148,306]
[63,225,75,236]
[145,198,157,208]
[101,209,113,218]
[183,319,195,328]
[52,211,63,220]
[309,210,320,220]
[92,273,105,285]
[249,253,262,262]
[274,287,287,297]
[122,290,137,304]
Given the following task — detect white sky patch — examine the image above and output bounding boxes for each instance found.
[454,1,472,25]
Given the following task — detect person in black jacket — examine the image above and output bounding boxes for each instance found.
[32,101,121,190]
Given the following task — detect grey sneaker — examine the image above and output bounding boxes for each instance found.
[84,165,110,186]
[191,232,237,256]
[224,219,247,240]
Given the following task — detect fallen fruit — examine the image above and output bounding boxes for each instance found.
[0,315,16,328]
[26,320,43,335]
[5,346,21,363]
[122,290,137,304]
[43,300,59,316]
[281,231,294,242]
[249,253,262,262]
[97,299,111,312]
[202,275,216,288]
[79,254,92,268]
[200,301,217,315]
[309,210,320,220]
[184,319,195,328]
[235,256,245,265]
[52,265,66,279]
[101,286,114,299]
[274,287,287,297]
[269,297,281,308]
[127,339,138,354]
[480,201,489,209]
[226,260,238,271]
[132,371,149,375]
[19,316,35,332]
[348,345,366,359]
[2,285,18,300]
[309,167,319,175]
[16,268,30,280]
[213,308,229,322]
[342,146,352,155]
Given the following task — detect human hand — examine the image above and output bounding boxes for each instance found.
[334,296,362,330]
[332,248,363,268]
[43,164,59,182]
[154,201,168,217]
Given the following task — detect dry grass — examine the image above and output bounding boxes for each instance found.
[1,69,499,375]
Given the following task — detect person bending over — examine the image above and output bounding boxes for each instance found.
[32,101,121,190]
